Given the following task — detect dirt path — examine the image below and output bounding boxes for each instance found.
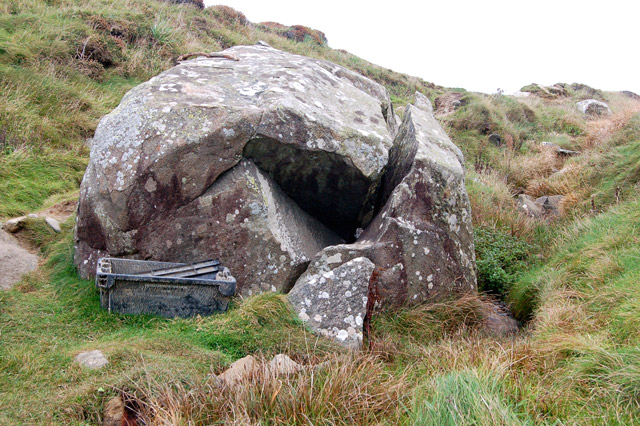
[0,229,38,290]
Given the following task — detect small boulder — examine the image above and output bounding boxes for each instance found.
[535,195,564,216]
[2,216,27,233]
[488,133,501,146]
[268,354,301,375]
[75,349,108,369]
[44,217,61,233]
[218,355,259,386]
[516,194,543,218]
[483,302,518,337]
[288,257,374,348]
[577,99,611,117]
[541,141,579,156]
[0,230,38,290]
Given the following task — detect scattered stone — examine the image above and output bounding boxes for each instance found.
[488,133,501,146]
[483,302,518,337]
[103,396,125,426]
[2,216,27,233]
[44,217,61,233]
[516,194,564,218]
[75,350,108,369]
[289,257,374,348]
[516,194,543,218]
[218,355,259,386]
[556,148,580,156]
[520,83,567,99]
[541,141,580,156]
[75,43,397,287]
[535,195,564,216]
[268,354,301,375]
[570,83,605,101]
[0,230,38,290]
[577,99,611,117]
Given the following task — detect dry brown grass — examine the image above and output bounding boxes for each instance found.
[119,353,409,425]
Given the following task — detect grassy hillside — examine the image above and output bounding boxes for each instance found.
[1,0,640,424]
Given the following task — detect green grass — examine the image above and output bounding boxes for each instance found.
[410,369,533,426]
[0,224,338,424]
[2,0,640,423]
[0,149,86,217]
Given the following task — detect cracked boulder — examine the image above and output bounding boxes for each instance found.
[74,43,395,288]
[288,92,476,345]
[131,159,341,295]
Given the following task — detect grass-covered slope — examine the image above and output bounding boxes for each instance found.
[2,0,640,424]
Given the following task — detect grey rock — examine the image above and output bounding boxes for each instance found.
[484,302,518,337]
[75,44,396,285]
[132,159,341,296]
[577,99,611,116]
[289,101,477,345]
[2,216,26,233]
[535,195,564,216]
[517,194,564,218]
[516,194,543,218]
[44,217,61,233]
[0,230,38,290]
[268,354,301,375]
[413,91,433,115]
[488,133,502,146]
[75,349,108,369]
[541,141,579,156]
[289,257,374,348]
[556,148,580,156]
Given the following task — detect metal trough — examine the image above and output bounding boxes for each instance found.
[95,258,236,318]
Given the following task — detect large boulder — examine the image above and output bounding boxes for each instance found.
[75,43,396,293]
[288,92,477,345]
[577,99,611,117]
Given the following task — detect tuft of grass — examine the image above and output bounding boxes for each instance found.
[410,369,533,426]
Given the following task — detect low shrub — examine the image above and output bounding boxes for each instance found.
[474,227,536,298]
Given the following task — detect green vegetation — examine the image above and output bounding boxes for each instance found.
[474,227,536,297]
[1,0,640,424]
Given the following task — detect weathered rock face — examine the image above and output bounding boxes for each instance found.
[289,256,374,348]
[577,99,611,117]
[288,92,476,346]
[75,43,395,290]
[133,159,341,295]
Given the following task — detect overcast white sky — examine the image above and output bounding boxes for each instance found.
[204,1,639,94]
